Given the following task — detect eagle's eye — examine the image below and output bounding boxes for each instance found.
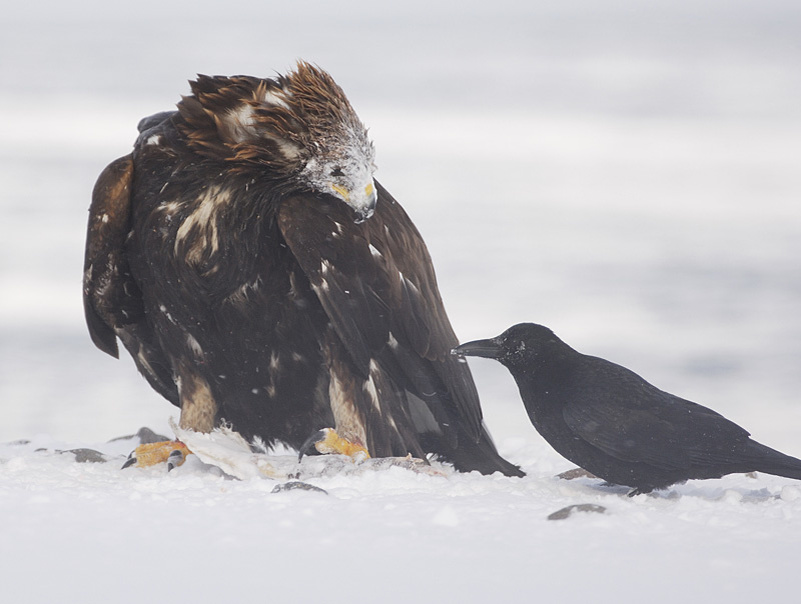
[330,167,344,178]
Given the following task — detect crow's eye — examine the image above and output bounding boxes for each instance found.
[330,167,344,178]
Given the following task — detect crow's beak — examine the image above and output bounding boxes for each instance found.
[451,338,502,359]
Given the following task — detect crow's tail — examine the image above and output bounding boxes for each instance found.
[751,441,801,481]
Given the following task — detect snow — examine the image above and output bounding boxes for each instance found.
[2,1,801,602]
[3,432,801,602]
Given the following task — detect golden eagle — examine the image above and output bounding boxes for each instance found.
[83,61,521,476]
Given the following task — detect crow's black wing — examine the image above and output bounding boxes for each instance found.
[277,181,482,441]
[562,358,752,470]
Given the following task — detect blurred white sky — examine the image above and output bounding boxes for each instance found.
[2,0,800,116]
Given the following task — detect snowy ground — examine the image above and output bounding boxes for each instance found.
[2,1,801,602]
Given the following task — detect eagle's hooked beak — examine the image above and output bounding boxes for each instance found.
[451,338,503,359]
[332,180,378,223]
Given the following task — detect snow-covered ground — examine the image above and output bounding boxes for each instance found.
[2,1,801,602]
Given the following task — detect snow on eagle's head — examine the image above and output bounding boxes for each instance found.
[177,61,378,222]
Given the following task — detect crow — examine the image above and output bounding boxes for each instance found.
[453,323,801,494]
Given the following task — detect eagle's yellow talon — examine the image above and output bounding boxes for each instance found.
[122,440,191,469]
[315,428,370,460]
[298,428,370,462]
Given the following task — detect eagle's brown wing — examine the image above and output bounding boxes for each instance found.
[83,155,134,358]
[277,181,482,441]
[83,155,178,405]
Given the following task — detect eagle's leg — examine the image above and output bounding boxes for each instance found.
[297,427,370,462]
[298,333,372,463]
[123,364,217,469]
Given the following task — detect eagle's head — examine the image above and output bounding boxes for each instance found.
[177,61,378,222]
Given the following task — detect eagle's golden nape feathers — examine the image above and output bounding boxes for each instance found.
[177,62,362,160]
[84,61,523,477]
[279,60,358,128]
[174,63,377,221]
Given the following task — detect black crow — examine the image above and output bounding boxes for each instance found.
[453,323,801,494]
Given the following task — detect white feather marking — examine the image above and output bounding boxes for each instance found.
[223,102,302,158]
[269,352,280,372]
[159,304,176,324]
[321,260,332,275]
[241,89,301,158]
[369,244,381,258]
[175,186,230,263]
[146,134,162,146]
[225,277,261,305]
[223,105,258,143]
[186,334,204,359]
[159,201,182,215]
[136,350,155,375]
[363,360,381,411]
[263,133,302,160]
[262,89,291,110]
[399,271,420,295]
